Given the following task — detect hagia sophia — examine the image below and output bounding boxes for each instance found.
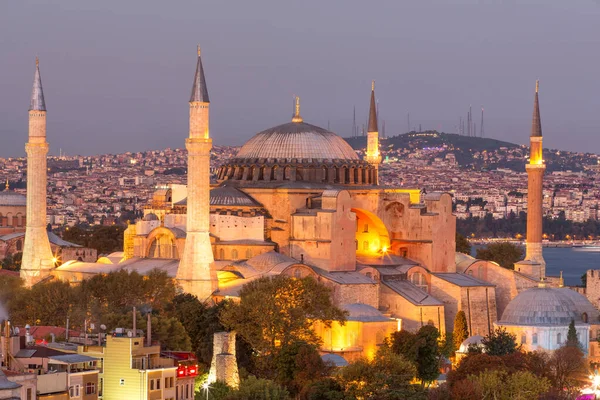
[15,49,600,362]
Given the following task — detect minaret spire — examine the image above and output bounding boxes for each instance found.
[21,57,54,286]
[531,80,542,137]
[365,80,380,185]
[177,47,217,300]
[30,57,46,111]
[189,46,210,104]
[368,80,378,133]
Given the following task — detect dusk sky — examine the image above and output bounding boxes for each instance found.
[1,0,600,157]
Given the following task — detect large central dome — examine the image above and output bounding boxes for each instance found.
[236,122,359,161]
[217,104,377,187]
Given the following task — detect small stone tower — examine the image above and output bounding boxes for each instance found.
[21,58,54,287]
[208,331,239,389]
[364,81,380,185]
[516,81,546,279]
[176,47,218,300]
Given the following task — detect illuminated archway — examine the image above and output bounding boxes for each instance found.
[145,227,179,259]
[352,208,390,256]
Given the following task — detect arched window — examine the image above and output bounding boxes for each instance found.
[557,333,562,345]
[16,240,22,252]
[365,272,372,280]
[245,249,252,259]
[410,272,428,291]
[532,333,538,344]
[219,249,225,260]
[521,334,527,344]
[583,312,589,323]
[231,249,238,260]
[294,269,302,279]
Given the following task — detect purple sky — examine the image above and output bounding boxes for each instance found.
[1,0,600,157]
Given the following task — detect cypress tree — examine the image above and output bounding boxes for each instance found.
[453,310,469,351]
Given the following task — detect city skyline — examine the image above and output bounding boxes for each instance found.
[1,0,600,158]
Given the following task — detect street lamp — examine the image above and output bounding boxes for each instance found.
[202,382,210,400]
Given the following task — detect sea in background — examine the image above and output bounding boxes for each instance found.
[472,246,600,287]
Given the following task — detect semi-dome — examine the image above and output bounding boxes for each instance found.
[217,99,377,187]
[236,122,360,161]
[499,286,597,326]
[0,191,26,207]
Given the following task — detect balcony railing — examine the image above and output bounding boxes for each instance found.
[131,357,174,370]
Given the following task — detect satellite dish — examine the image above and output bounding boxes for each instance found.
[100,325,107,330]
[127,331,133,338]
[90,323,95,330]
[14,327,20,335]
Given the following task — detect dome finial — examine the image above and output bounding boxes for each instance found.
[5,178,9,191]
[197,45,201,56]
[292,96,303,123]
[372,80,375,91]
[536,79,539,93]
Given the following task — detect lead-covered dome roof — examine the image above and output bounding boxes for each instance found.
[0,191,26,207]
[499,287,598,326]
[217,105,377,187]
[236,122,360,161]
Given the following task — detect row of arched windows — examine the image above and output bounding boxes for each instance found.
[218,248,253,261]
[0,214,25,227]
[217,163,377,185]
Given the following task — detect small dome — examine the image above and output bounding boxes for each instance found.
[236,122,359,161]
[458,335,484,353]
[500,287,597,326]
[143,213,159,221]
[0,191,26,206]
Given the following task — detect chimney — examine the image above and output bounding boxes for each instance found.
[147,313,151,347]
[132,307,137,337]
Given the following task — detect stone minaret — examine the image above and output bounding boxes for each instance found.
[21,58,54,286]
[364,81,380,184]
[516,81,546,278]
[176,47,217,300]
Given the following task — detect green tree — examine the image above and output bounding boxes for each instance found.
[548,345,588,394]
[469,370,550,400]
[415,325,441,386]
[225,376,290,400]
[455,233,471,255]
[274,341,329,395]
[299,379,345,400]
[220,276,346,357]
[453,311,469,352]
[481,327,519,356]
[566,319,580,348]
[475,242,524,269]
[339,347,424,400]
[389,329,418,363]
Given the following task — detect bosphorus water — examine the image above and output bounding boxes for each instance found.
[471,246,600,286]
[544,247,600,286]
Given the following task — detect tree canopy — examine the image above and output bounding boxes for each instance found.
[455,233,471,255]
[453,311,469,352]
[220,276,346,357]
[475,242,524,269]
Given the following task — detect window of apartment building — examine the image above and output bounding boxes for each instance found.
[69,385,81,397]
[86,382,96,395]
[186,384,190,398]
[150,380,155,391]
[26,388,32,400]
[157,378,161,390]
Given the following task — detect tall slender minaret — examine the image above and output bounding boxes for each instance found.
[21,58,54,287]
[364,81,381,185]
[516,80,546,279]
[525,81,546,269]
[176,47,217,300]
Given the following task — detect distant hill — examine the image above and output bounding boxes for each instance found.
[344,131,520,153]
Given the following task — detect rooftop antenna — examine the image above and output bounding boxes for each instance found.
[353,106,356,137]
[480,106,485,138]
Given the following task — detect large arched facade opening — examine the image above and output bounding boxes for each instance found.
[352,208,390,257]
